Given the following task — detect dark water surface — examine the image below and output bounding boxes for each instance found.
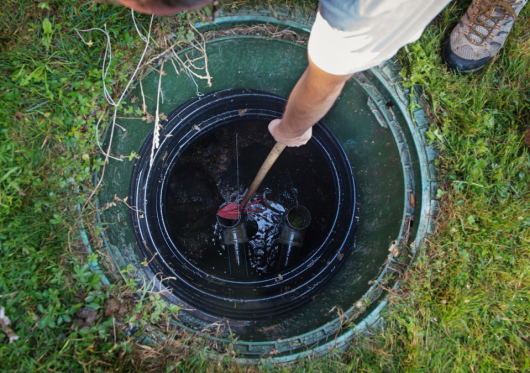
[164,121,336,280]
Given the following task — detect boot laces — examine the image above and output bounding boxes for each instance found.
[465,0,521,45]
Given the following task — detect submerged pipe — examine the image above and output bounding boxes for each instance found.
[277,206,311,270]
[217,211,249,277]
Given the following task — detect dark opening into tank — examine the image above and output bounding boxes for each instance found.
[129,89,358,320]
[164,120,336,279]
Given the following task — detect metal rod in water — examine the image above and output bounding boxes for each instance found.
[236,133,240,215]
[287,169,298,207]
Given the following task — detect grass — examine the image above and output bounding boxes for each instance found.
[341,2,530,371]
[0,1,213,371]
[0,0,528,371]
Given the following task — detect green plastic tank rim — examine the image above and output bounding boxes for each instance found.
[82,53,433,361]
[80,7,438,363]
[90,39,414,347]
[77,195,110,287]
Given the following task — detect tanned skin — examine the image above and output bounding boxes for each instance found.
[114,0,212,15]
[269,55,353,146]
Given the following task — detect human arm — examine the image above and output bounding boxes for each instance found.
[268,54,353,147]
[114,0,213,16]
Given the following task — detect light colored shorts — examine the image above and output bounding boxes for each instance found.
[308,0,452,75]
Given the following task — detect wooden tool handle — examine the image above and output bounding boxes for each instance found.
[241,142,286,208]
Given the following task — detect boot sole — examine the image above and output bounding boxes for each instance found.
[442,41,492,75]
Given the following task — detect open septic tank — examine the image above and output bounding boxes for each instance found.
[91,9,438,362]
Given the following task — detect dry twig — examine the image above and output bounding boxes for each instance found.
[150,60,165,166]
[0,307,19,344]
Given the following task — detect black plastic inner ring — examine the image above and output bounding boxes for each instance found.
[129,89,357,320]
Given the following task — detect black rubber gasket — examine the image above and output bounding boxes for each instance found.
[129,89,358,320]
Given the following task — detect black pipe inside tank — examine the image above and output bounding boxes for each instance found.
[216,212,249,277]
[277,205,312,270]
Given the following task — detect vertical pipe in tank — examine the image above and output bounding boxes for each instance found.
[277,206,311,270]
[217,212,249,276]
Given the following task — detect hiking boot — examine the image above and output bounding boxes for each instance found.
[443,0,528,74]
